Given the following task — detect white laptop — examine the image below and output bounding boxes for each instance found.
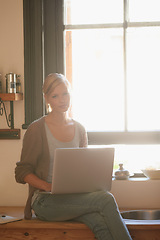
[51,147,114,194]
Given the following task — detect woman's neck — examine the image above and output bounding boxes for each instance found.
[46,111,71,125]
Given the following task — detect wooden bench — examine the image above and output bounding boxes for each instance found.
[0,219,96,240]
[0,207,95,240]
[0,207,160,240]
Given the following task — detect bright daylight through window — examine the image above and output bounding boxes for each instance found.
[63,0,160,173]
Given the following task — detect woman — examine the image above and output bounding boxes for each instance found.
[15,73,132,240]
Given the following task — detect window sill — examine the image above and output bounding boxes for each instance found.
[113,177,160,181]
[88,131,160,144]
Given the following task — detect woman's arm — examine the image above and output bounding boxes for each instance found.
[15,120,48,185]
[24,173,51,192]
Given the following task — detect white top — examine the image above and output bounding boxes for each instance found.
[45,121,81,183]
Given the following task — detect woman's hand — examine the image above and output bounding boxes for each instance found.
[43,182,52,192]
[24,173,51,192]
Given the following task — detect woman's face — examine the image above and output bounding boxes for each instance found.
[46,82,70,113]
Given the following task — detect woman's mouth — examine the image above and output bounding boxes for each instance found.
[59,104,68,108]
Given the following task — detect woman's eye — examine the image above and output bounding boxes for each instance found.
[52,95,57,98]
[64,92,69,96]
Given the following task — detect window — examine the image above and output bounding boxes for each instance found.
[63,0,160,172]
[64,0,160,132]
[23,0,160,173]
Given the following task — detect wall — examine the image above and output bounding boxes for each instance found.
[0,0,159,210]
[0,0,27,206]
[111,179,160,210]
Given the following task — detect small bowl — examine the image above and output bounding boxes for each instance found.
[114,175,129,180]
[142,169,160,180]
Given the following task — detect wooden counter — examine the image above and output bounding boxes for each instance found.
[0,207,160,240]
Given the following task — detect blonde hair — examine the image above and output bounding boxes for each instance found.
[43,73,70,96]
[43,73,71,112]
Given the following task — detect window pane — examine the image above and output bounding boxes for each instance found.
[65,29,124,131]
[129,0,160,22]
[127,27,160,131]
[114,145,160,174]
[64,0,123,25]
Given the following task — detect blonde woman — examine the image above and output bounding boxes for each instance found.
[15,73,132,240]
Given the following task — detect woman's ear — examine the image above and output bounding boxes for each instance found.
[44,94,48,104]
[44,94,50,113]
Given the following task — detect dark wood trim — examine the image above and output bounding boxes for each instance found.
[23,0,64,129]
[43,0,64,77]
[43,0,57,77]
[22,0,44,129]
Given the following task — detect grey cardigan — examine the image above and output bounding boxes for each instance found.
[15,116,88,219]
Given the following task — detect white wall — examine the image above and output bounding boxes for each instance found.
[111,179,160,210]
[0,0,27,206]
[0,0,159,210]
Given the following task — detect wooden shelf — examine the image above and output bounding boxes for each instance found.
[0,93,23,101]
[0,93,23,133]
[0,129,20,139]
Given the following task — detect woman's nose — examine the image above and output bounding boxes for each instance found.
[59,95,65,102]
